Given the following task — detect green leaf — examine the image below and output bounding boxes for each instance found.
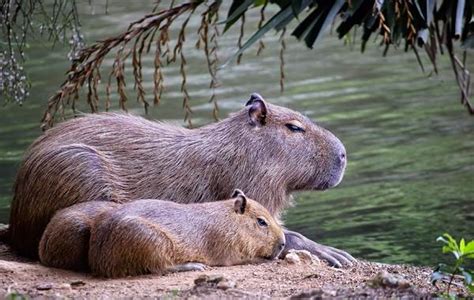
[464,240,474,253]
[337,0,374,38]
[468,283,474,293]
[275,0,311,31]
[437,236,450,245]
[463,251,474,259]
[454,0,466,37]
[293,5,324,40]
[222,1,311,67]
[306,0,345,48]
[291,0,306,18]
[221,0,255,32]
[452,251,460,260]
[460,238,466,253]
[441,233,459,252]
[442,245,452,254]
[293,0,345,49]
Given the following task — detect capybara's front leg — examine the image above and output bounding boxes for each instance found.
[282,230,356,268]
[167,262,208,273]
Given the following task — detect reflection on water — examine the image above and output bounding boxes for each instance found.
[0,1,473,266]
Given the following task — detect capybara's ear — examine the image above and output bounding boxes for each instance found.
[231,189,246,198]
[233,190,247,214]
[246,93,267,126]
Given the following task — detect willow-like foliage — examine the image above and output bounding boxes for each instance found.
[1,0,83,104]
[1,1,473,129]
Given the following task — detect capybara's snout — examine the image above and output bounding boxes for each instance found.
[270,236,286,259]
[320,131,347,190]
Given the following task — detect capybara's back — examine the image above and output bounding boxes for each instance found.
[10,94,347,259]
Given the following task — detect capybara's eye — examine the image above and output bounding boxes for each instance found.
[285,123,305,133]
[257,217,268,227]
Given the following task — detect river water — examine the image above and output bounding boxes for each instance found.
[0,2,473,266]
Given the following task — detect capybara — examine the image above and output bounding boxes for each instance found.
[39,201,120,271]
[9,93,353,267]
[39,190,285,278]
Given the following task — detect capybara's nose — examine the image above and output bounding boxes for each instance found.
[338,150,346,166]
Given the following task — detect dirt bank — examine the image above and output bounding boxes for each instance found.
[0,243,468,299]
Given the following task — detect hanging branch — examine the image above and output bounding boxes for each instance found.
[197,1,221,121]
[41,2,200,130]
[1,0,85,104]
[279,27,286,93]
[257,2,267,56]
[27,0,473,129]
[175,9,196,127]
[236,13,246,65]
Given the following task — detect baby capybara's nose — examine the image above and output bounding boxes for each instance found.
[279,242,286,250]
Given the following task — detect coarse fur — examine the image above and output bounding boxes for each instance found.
[39,201,120,271]
[9,94,348,263]
[39,191,285,278]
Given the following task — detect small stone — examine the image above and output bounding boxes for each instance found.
[194,274,210,286]
[370,270,411,289]
[207,274,225,284]
[216,279,236,290]
[58,283,72,290]
[285,252,301,264]
[70,280,86,288]
[285,249,319,265]
[194,274,235,290]
[194,274,224,286]
[36,283,53,291]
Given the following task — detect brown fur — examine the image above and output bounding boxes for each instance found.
[38,201,120,271]
[39,191,285,278]
[9,94,347,261]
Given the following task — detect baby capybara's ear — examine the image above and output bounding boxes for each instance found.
[231,189,246,198]
[246,93,267,126]
[232,189,247,214]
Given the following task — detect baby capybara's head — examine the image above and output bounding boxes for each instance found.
[229,189,285,260]
[231,93,346,192]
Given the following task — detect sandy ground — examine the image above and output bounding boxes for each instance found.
[0,243,469,299]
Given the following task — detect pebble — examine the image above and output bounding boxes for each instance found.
[284,250,320,265]
[36,283,53,290]
[370,270,411,289]
[194,274,236,290]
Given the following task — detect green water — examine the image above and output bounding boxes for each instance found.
[1,2,473,267]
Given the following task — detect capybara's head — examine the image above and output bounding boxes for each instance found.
[230,189,285,260]
[231,93,346,191]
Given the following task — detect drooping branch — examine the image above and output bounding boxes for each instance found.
[41,2,200,129]
[34,0,474,130]
[1,0,84,104]
[196,1,221,120]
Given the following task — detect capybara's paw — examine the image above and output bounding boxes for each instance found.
[168,262,208,273]
[309,244,356,268]
[284,230,356,268]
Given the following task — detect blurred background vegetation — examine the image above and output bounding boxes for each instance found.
[0,0,473,266]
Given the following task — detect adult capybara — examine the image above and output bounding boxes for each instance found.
[39,190,285,278]
[9,93,352,266]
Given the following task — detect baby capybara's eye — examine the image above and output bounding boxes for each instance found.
[257,217,268,227]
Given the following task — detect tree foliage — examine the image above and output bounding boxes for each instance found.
[1,1,473,129]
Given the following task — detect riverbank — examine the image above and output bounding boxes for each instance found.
[0,243,469,299]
